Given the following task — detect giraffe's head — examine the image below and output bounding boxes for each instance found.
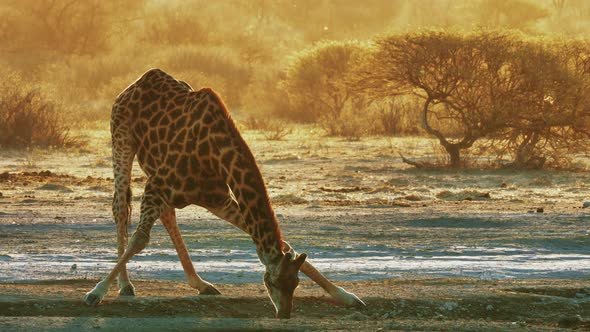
[263,251,307,319]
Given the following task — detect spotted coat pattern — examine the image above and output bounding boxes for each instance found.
[111,68,283,259]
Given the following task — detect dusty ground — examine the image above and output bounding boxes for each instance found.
[1,129,589,330]
[1,278,589,331]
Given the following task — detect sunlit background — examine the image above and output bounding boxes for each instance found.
[1,0,589,124]
[1,3,589,328]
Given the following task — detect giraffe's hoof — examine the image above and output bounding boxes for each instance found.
[351,295,367,308]
[119,284,136,297]
[334,287,366,308]
[200,285,221,295]
[84,292,103,306]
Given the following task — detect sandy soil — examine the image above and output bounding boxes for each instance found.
[1,278,589,331]
[1,129,589,330]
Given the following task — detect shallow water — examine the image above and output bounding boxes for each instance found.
[2,249,590,284]
[1,215,588,284]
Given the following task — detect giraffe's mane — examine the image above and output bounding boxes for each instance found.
[201,88,284,251]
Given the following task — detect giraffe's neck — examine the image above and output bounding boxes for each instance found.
[206,89,284,262]
[234,177,283,261]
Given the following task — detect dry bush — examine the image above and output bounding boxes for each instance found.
[280,40,369,122]
[242,116,273,131]
[142,6,209,46]
[319,110,368,141]
[242,116,292,141]
[358,30,590,168]
[368,98,423,136]
[0,73,78,148]
[479,39,590,169]
[242,68,293,123]
[262,122,293,141]
[375,100,402,135]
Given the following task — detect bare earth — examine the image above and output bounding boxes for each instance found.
[1,278,589,331]
[1,130,589,331]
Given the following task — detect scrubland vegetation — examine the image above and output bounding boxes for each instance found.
[1,0,590,168]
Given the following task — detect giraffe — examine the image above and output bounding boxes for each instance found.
[84,69,365,318]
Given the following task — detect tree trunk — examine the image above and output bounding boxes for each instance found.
[421,97,473,168]
[444,144,462,168]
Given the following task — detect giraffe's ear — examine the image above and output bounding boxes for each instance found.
[293,253,307,270]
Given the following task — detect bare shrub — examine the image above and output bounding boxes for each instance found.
[319,110,368,141]
[142,6,209,46]
[242,69,293,122]
[242,116,270,131]
[242,116,292,141]
[478,39,590,169]
[369,98,423,136]
[280,40,369,122]
[262,122,293,141]
[376,100,402,134]
[0,73,77,148]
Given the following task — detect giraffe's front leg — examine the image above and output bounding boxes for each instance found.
[282,241,366,308]
[85,186,162,306]
[160,207,220,295]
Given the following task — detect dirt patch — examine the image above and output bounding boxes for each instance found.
[319,186,366,193]
[37,183,74,192]
[436,190,491,201]
[0,278,588,331]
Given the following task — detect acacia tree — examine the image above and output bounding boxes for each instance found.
[358,31,518,167]
[359,30,590,168]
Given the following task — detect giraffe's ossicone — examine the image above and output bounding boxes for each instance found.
[84,69,365,318]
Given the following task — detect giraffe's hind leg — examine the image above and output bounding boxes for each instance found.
[160,208,220,295]
[116,185,135,296]
[111,124,137,296]
[85,180,163,305]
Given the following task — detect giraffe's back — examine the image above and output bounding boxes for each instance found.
[111,69,229,207]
